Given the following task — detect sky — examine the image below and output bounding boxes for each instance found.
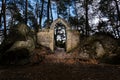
[0,0,110,28]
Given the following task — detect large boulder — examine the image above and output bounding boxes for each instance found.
[95,42,105,58]
[79,32,118,60]
[8,36,35,53]
[0,23,35,65]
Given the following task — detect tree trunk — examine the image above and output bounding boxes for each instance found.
[74,0,79,30]
[0,13,1,28]
[56,1,59,18]
[0,2,3,28]
[3,0,6,37]
[39,0,44,29]
[47,0,50,23]
[50,1,53,22]
[35,0,39,32]
[114,0,120,38]
[109,12,117,38]
[114,0,120,21]
[68,0,70,21]
[35,1,39,24]
[25,0,28,25]
[85,0,89,36]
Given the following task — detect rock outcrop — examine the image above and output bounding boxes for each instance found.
[71,32,120,64]
[0,23,35,65]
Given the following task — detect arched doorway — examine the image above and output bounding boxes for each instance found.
[50,18,71,52]
[54,22,67,51]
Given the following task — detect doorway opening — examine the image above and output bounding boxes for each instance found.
[54,22,67,51]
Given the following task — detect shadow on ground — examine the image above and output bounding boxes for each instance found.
[0,63,120,80]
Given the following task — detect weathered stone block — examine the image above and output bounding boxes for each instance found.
[37,29,54,51]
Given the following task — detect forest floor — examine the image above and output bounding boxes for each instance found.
[0,48,120,80]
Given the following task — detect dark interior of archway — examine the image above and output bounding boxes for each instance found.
[54,22,66,51]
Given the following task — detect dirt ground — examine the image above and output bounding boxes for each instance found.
[0,48,120,80]
[0,63,120,80]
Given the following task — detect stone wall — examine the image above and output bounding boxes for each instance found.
[37,18,80,53]
[66,30,80,52]
[37,29,54,51]
[37,29,80,52]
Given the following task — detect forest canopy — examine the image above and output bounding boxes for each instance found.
[0,0,120,38]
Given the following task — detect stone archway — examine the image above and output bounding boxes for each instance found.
[50,18,70,52]
[50,18,71,30]
[37,18,80,52]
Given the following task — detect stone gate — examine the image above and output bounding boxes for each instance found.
[37,18,80,52]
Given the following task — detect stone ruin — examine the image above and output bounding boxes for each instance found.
[37,18,80,52]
